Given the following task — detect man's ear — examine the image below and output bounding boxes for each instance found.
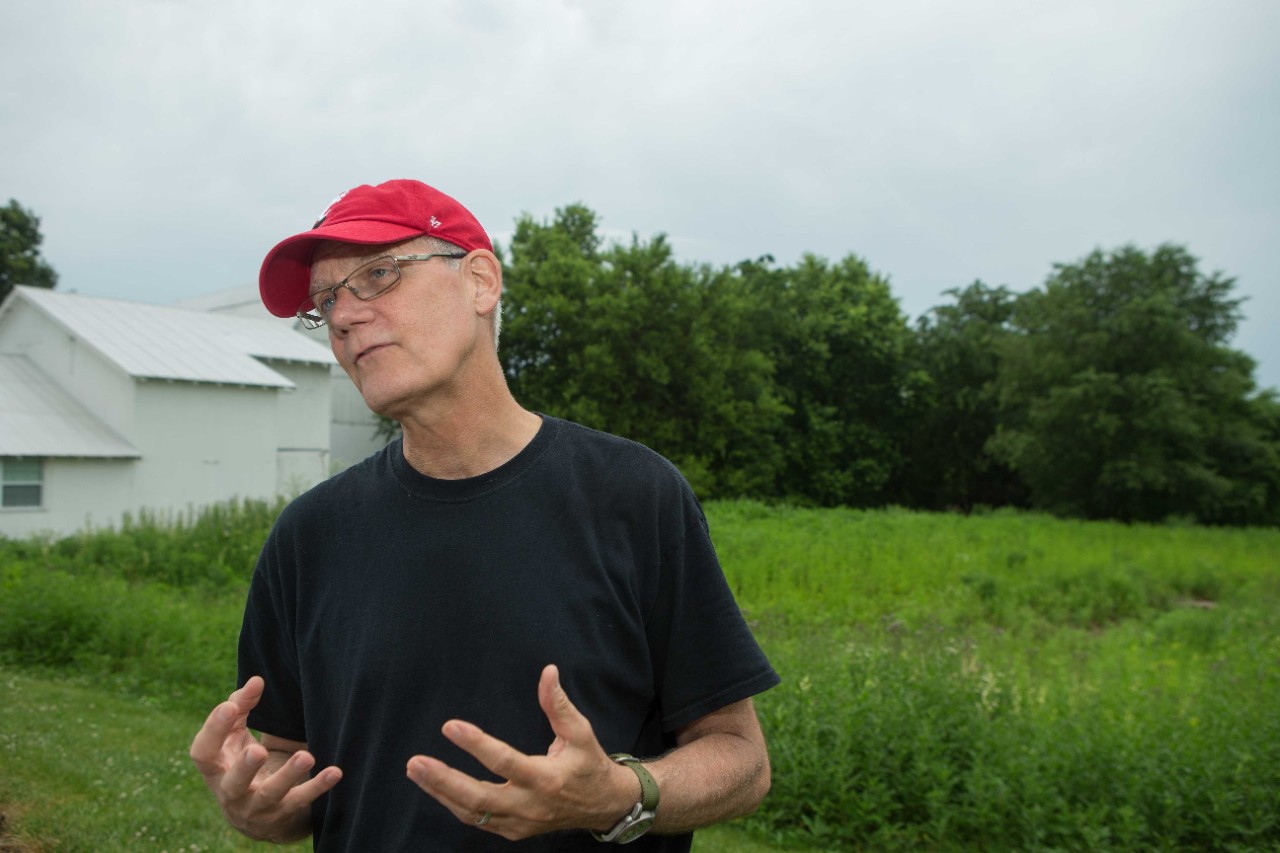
[465,250,503,317]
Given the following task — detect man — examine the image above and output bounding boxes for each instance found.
[189,179,780,851]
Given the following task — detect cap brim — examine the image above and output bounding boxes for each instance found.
[258,220,427,318]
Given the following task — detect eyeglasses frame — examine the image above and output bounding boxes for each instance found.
[296,252,469,329]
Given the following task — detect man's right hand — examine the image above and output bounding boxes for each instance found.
[189,675,342,842]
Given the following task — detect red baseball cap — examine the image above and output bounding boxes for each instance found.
[258,179,493,318]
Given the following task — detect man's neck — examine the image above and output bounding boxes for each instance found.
[397,398,542,480]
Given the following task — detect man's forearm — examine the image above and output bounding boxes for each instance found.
[644,728,771,833]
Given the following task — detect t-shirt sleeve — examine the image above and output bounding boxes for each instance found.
[238,532,308,743]
[646,485,780,732]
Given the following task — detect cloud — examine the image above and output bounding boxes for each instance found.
[3,0,1278,388]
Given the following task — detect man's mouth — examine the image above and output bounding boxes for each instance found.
[354,343,389,364]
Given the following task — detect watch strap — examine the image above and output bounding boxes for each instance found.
[590,753,659,842]
[611,754,659,811]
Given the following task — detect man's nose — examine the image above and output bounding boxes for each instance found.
[326,285,374,329]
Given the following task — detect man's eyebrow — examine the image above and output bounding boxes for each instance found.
[307,256,372,295]
[308,269,343,295]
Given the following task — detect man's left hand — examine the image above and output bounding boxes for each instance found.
[406,663,637,841]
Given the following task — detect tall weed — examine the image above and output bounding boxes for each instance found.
[1,497,283,589]
[1,499,1278,849]
[0,564,242,713]
[747,610,1280,850]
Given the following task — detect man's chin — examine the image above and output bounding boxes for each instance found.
[358,387,406,421]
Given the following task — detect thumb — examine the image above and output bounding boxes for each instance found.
[230,675,266,715]
[538,664,593,745]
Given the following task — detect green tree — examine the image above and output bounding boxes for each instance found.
[901,281,1026,511]
[989,244,1279,524]
[500,203,607,421]
[738,253,924,506]
[500,205,788,497]
[0,199,58,303]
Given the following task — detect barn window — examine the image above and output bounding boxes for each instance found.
[1,458,43,508]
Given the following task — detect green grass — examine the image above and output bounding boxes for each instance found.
[2,499,1279,850]
[707,501,1277,628]
[0,666,308,852]
[706,502,1280,851]
[692,825,815,853]
[0,668,779,852]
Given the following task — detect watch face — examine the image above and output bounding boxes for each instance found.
[615,814,655,844]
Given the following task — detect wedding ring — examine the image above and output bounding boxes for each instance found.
[475,810,492,826]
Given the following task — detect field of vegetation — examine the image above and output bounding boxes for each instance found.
[1,499,1277,851]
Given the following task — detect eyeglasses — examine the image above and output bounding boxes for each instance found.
[296,253,467,329]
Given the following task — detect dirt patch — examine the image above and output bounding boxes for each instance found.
[0,809,38,852]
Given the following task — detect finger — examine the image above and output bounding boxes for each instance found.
[219,743,270,798]
[253,749,315,801]
[406,755,497,816]
[278,765,344,813]
[193,673,266,746]
[440,720,541,788]
[190,675,264,763]
[537,665,594,746]
[229,675,265,713]
[189,700,246,770]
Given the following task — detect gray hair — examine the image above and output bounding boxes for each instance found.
[414,235,502,350]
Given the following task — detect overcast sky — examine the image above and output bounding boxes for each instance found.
[3,0,1277,390]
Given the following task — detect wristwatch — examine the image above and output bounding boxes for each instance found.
[591,753,659,844]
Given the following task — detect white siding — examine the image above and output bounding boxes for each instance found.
[261,358,333,492]
[0,356,137,458]
[1,458,136,539]
[0,377,327,538]
[276,449,328,497]
[0,299,138,439]
[0,287,343,538]
[330,376,388,469]
[133,381,279,511]
[264,359,331,451]
[172,288,387,472]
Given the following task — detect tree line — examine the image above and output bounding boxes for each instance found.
[499,204,1280,526]
[5,196,1275,526]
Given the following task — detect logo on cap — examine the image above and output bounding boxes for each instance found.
[429,216,441,229]
[313,190,349,228]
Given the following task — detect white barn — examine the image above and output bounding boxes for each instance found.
[175,284,387,473]
[0,285,337,538]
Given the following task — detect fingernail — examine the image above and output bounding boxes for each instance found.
[451,720,482,741]
[246,751,264,768]
[216,704,234,723]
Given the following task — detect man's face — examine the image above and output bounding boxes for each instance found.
[309,239,484,419]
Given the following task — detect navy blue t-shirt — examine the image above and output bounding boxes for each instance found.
[239,416,779,851]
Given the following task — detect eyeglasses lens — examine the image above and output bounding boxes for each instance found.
[295,257,402,328]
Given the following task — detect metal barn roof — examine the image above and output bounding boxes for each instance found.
[0,355,139,457]
[8,286,336,388]
[172,284,268,315]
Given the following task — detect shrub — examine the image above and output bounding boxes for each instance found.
[0,560,244,714]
